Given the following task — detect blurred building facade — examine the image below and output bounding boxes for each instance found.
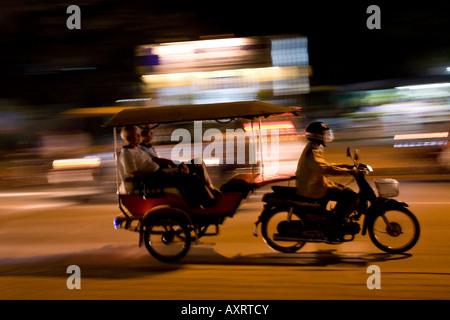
[135,35,310,107]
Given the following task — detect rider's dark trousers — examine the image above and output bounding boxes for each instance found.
[325,185,359,219]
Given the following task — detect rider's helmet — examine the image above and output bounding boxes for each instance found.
[304,121,334,145]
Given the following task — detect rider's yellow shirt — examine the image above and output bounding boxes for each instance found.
[295,142,351,199]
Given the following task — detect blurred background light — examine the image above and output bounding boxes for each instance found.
[52,157,101,170]
[394,132,449,140]
[396,83,450,90]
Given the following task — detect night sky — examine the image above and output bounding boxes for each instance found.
[0,0,448,106]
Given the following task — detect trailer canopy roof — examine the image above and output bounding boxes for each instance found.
[102,101,299,127]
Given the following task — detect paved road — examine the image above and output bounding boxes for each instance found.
[0,179,449,300]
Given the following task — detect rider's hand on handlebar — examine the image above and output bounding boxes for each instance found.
[345,166,358,176]
[337,164,357,171]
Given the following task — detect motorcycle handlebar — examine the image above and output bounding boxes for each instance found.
[354,163,373,175]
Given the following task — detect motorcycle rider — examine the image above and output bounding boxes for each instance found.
[296,121,359,220]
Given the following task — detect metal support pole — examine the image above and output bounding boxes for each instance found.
[251,118,255,182]
[258,116,264,181]
[113,126,119,194]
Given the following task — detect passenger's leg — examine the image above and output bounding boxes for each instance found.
[177,174,215,208]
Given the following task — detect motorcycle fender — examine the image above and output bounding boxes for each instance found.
[361,198,408,236]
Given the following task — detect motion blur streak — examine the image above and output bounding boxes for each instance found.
[52,158,101,169]
[394,132,449,140]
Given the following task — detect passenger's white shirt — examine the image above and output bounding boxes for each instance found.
[117,145,160,194]
[139,143,159,159]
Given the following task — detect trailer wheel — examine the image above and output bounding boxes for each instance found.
[143,212,191,262]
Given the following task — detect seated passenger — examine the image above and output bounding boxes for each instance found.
[139,125,215,189]
[117,125,164,194]
[118,125,215,207]
[139,126,159,160]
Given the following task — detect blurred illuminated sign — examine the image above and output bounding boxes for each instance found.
[243,121,295,132]
[137,37,272,74]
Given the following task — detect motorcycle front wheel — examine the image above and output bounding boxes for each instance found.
[368,207,420,254]
[261,208,307,253]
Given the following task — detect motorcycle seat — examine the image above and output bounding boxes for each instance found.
[264,187,322,208]
[271,186,322,203]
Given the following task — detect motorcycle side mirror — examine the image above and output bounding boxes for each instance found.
[346,147,351,158]
[354,149,360,162]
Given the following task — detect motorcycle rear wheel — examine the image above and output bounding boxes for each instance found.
[368,207,420,254]
[261,208,307,253]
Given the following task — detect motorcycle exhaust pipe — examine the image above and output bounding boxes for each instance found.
[273,229,325,242]
[273,234,328,243]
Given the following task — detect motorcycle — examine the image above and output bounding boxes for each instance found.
[254,147,420,254]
